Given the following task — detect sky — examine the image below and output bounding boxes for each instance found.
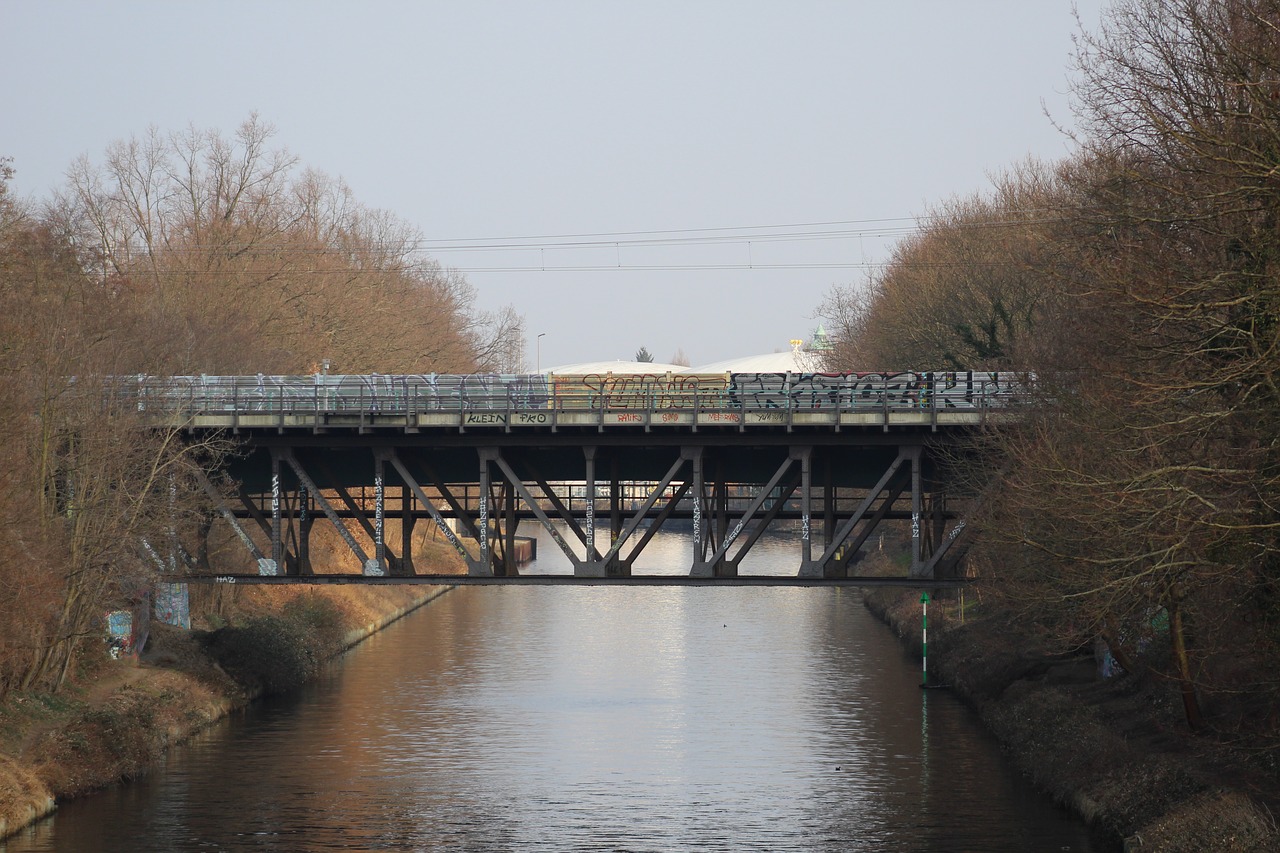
[3,1,1107,371]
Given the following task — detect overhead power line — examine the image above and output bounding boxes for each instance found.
[92,213,1071,260]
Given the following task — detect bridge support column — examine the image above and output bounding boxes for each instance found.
[401,485,416,575]
[909,445,924,577]
[312,458,401,574]
[478,448,494,575]
[714,462,729,574]
[503,481,517,575]
[690,447,706,573]
[796,447,814,575]
[823,455,835,555]
[584,446,597,567]
[298,484,312,575]
[374,455,387,573]
[609,461,622,573]
[270,450,283,571]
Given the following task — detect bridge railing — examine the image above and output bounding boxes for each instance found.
[124,371,1029,423]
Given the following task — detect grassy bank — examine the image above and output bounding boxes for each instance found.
[0,565,460,839]
[864,588,1280,852]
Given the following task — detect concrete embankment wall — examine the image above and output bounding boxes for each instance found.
[340,584,455,649]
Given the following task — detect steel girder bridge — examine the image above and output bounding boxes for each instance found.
[142,372,1016,586]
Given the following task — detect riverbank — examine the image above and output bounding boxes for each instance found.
[864,588,1280,852]
[0,580,456,840]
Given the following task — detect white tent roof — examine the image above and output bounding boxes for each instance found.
[545,360,688,375]
[686,349,824,374]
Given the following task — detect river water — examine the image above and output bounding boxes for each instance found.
[5,530,1096,852]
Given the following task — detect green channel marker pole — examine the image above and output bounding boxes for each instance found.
[920,591,930,687]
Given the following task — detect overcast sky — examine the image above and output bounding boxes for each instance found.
[4,1,1106,371]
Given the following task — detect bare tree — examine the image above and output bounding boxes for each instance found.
[972,0,1280,731]
[59,114,525,376]
[819,160,1076,372]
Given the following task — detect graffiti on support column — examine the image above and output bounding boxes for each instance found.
[692,493,702,545]
[374,474,384,558]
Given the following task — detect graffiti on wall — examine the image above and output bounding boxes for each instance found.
[136,370,1019,414]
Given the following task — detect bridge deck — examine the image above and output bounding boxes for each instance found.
[193,573,967,588]
[131,371,1022,434]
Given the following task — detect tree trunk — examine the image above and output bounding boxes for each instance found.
[1100,619,1139,676]
[1167,594,1206,733]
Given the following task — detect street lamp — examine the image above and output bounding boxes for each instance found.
[537,333,546,373]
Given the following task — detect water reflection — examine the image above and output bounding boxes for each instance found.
[5,535,1094,852]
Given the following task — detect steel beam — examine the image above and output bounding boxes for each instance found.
[314,459,401,572]
[696,454,799,576]
[808,449,910,576]
[194,468,277,575]
[594,453,691,577]
[279,448,382,576]
[383,450,480,573]
[622,481,690,571]
[492,453,584,570]
[832,475,907,577]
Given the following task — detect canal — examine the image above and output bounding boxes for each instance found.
[5,531,1096,851]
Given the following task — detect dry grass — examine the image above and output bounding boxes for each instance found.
[864,587,1280,851]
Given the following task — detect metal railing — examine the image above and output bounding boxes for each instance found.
[122,371,1027,424]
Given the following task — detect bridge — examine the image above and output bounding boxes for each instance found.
[136,371,1019,585]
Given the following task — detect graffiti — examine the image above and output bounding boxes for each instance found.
[132,370,1020,417]
[726,520,746,550]
[374,473,384,556]
[729,372,846,409]
[106,610,133,659]
[153,582,190,629]
[568,373,728,410]
[692,494,702,548]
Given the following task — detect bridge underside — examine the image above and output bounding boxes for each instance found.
[188,430,978,583]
